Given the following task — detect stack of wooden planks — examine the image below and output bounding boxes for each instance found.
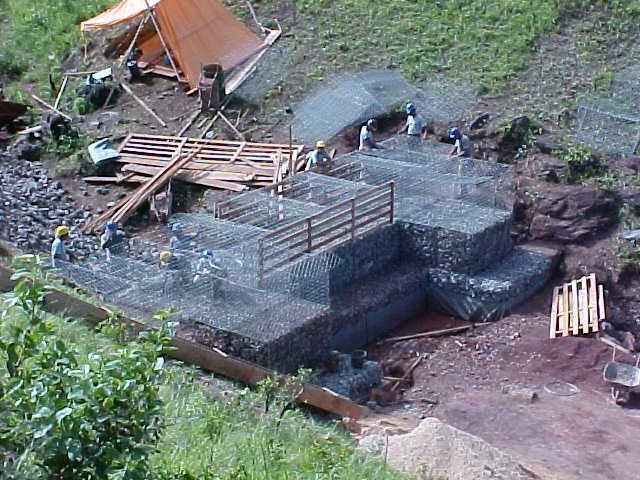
[113,133,305,192]
[83,140,204,233]
[549,273,605,338]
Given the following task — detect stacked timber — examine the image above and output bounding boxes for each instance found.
[112,133,305,192]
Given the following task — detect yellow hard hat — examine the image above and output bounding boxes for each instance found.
[55,226,69,237]
[159,250,172,266]
[315,140,326,148]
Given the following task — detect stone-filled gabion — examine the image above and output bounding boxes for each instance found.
[329,224,401,295]
[398,217,513,275]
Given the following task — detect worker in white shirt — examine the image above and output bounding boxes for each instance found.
[398,103,427,145]
[448,127,472,158]
[305,140,333,172]
[51,225,75,268]
[359,119,383,151]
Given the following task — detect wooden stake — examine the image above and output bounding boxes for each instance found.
[178,110,201,137]
[120,12,150,68]
[144,0,182,82]
[218,111,245,140]
[245,0,266,34]
[53,76,68,110]
[31,94,72,122]
[381,324,473,344]
[391,354,423,392]
[120,82,167,127]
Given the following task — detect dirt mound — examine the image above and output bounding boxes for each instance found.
[360,417,541,480]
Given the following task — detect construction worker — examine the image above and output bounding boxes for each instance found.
[159,250,172,267]
[51,226,74,268]
[169,222,183,251]
[100,220,119,262]
[305,141,333,172]
[193,249,224,285]
[359,119,383,151]
[448,127,472,158]
[398,102,427,144]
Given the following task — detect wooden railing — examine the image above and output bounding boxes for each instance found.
[257,181,394,280]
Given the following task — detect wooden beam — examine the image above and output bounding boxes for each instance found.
[225,28,281,94]
[31,94,72,122]
[143,0,182,82]
[178,109,201,137]
[53,76,68,110]
[120,12,150,68]
[120,82,167,127]
[380,324,473,344]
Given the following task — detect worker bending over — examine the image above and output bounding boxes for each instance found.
[193,250,224,285]
[448,127,472,158]
[359,119,383,151]
[51,226,75,268]
[305,141,333,172]
[398,103,427,144]
[100,220,119,262]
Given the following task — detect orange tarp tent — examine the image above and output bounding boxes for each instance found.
[81,0,265,88]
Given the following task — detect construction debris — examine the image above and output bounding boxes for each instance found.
[83,141,203,232]
[549,273,605,338]
[114,133,304,191]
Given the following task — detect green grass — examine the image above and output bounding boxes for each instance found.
[1,295,407,479]
[0,0,113,96]
[288,0,640,92]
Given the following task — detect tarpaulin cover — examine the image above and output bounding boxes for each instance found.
[81,0,264,87]
[81,0,162,31]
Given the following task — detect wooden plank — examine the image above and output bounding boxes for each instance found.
[562,283,569,336]
[53,76,68,110]
[122,164,248,192]
[122,163,254,182]
[550,286,559,339]
[580,276,589,334]
[381,324,473,343]
[118,156,273,175]
[571,279,579,335]
[126,132,303,151]
[177,110,201,137]
[225,28,282,94]
[569,280,580,335]
[0,265,362,419]
[597,284,605,326]
[588,273,598,331]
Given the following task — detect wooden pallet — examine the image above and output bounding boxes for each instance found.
[549,273,605,338]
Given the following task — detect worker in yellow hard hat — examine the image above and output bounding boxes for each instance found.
[305,140,333,172]
[51,225,74,268]
[159,250,172,267]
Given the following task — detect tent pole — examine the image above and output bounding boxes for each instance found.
[120,12,150,68]
[143,0,182,83]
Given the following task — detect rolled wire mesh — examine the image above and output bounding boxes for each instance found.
[289,70,476,143]
[575,64,640,156]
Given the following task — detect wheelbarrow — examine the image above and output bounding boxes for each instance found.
[603,346,640,405]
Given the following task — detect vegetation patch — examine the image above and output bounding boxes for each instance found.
[0,258,406,480]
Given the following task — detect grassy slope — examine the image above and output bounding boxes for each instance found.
[1,302,406,479]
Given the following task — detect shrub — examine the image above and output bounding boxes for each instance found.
[0,256,173,479]
[557,144,603,181]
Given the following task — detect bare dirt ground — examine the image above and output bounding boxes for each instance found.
[365,285,640,480]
